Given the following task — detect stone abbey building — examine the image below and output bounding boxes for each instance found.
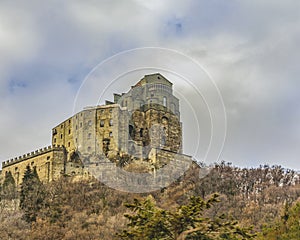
[0,73,192,189]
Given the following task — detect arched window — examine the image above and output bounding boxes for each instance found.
[129,125,134,139]
[163,97,167,107]
[162,116,168,125]
[170,103,175,113]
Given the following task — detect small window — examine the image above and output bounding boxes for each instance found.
[88,133,92,139]
[69,119,71,124]
[109,108,112,113]
[109,132,113,137]
[61,124,63,128]
[87,146,91,152]
[15,167,18,171]
[75,138,77,143]
[162,116,168,124]
[109,119,113,126]
[68,142,70,147]
[76,125,78,130]
[88,120,92,126]
[80,122,82,127]
[170,103,175,113]
[31,161,34,166]
[140,128,143,137]
[54,138,56,143]
[68,129,71,134]
[60,134,63,139]
[163,97,167,107]
[100,120,105,127]
[47,156,50,160]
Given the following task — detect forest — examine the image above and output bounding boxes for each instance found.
[1,161,300,239]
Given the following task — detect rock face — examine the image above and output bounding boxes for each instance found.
[1,73,193,188]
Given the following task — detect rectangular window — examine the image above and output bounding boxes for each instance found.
[100,120,105,127]
[109,119,113,126]
[109,132,113,137]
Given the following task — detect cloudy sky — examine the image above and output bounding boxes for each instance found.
[1,0,300,170]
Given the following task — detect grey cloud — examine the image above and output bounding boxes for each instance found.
[0,0,300,170]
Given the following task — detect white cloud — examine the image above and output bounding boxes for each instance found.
[1,0,300,170]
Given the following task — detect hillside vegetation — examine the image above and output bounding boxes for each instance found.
[1,161,300,239]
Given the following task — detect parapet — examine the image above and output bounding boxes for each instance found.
[2,145,65,168]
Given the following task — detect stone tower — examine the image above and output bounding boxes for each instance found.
[51,73,182,160]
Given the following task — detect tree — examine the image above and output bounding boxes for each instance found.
[1,171,17,200]
[20,165,46,223]
[118,194,255,240]
[258,201,300,240]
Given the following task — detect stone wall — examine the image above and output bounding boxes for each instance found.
[52,104,125,159]
[1,146,66,185]
[85,149,194,192]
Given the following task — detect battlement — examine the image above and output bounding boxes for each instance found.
[2,145,65,168]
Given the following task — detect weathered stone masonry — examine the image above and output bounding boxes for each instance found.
[1,73,191,186]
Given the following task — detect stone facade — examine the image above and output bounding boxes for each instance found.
[1,146,66,185]
[1,73,191,187]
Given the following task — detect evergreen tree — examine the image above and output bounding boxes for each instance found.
[258,202,300,239]
[20,165,46,223]
[118,194,255,240]
[1,171,17,200]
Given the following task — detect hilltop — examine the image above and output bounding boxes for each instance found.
[1,161,300,239]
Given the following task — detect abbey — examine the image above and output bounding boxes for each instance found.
[0,73,190,186]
